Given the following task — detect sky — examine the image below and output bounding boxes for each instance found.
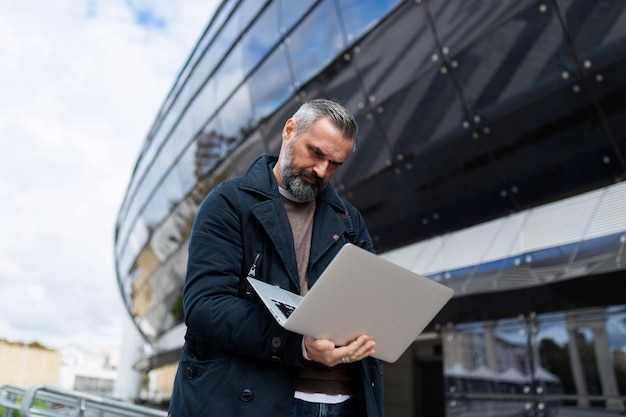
[0,0,215,351]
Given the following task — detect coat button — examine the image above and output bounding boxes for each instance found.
[185,366,194,379]
[271,337,282,349]
[240,389,253,402]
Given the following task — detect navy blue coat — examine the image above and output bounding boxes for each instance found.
[168,155,384,416]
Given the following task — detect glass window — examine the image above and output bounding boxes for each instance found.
[427,0,537,58]
[185,47,220,109]
[277,0,316,35]
[192,77,217,127]
[444,319,535,415]
[446,3,576,115]
[444,1,623,210]
[120,180,151,251]
[119,218,149,276]
[193,119,222,179]
[241,1,280,75]
[185,0,238,84]
[176,141,199,196]
[336,0,402,43]
[238,0,269,33]
[331,109,390,191]
[141,184,171,230]
[352,1,450,152]
[219,86,254,143]
[248,44,293,121]
[286,0,345,88]
[160,166,185,214]
[259,95,305,154]
[214,42,246,108]
[557,0,626,59]
[213,5,242,62]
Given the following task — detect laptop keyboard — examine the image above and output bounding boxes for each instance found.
[271,298,296,318]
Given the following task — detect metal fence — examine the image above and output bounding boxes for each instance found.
[0,385,167,417]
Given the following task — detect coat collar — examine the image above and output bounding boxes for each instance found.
[241,155,350,290]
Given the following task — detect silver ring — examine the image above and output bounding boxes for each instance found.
[341,357,350,364]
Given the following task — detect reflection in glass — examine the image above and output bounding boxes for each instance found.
[248,45,292,121]
[241,1,279,75]
[277,0,315,35]
[443,307,626,416]
[286,0,344,88]
[220,86,254,143]
[214,43,246,107]
[336,0,402,43]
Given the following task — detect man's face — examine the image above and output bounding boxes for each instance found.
[279,117,353,202]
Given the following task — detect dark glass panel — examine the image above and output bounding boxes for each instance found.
[332,109,390,193]
[443,1,624,214]
[319,52,367,116]
[438,1,575,116]
[557,0,626,181]
[286,0,345,89]
[319,54,390,191]
[343,1,513,250]
[248,44,293,121]
[426,0,537,57]
[558,0,626,59]
[259,94,306,155]
[336,0,403,44]
[352,1,440,148]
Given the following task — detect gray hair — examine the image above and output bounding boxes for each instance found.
[292,99,358,151]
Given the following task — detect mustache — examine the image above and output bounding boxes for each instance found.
[299,170,323,186]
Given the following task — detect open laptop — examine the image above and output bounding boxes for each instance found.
[247,243,454,363]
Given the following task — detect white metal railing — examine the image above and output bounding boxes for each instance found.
[0,385,167,417]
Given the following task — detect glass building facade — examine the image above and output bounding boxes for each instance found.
[114,1,626,415]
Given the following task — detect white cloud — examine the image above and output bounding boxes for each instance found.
[0,0,214,350]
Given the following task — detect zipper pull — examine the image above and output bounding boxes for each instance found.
[247,253,261,278]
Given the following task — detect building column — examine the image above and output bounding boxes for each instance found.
[442,324,458,367]
[483,321,499,373]
[588,318,625,412]
[565,315,589,408]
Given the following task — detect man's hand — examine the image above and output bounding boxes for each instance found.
[303,334,376,367]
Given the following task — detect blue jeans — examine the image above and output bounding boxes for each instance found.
[291,397,363,417]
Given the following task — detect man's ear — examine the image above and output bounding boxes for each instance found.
[282,118,297,141]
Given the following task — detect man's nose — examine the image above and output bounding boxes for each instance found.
[313,160,331,180]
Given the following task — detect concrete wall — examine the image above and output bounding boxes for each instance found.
[0,342,62,386]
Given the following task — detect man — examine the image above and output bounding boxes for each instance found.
[168,99,384,417]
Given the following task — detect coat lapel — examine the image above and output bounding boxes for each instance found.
[308,202,346,275]
[251,199,300,290]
